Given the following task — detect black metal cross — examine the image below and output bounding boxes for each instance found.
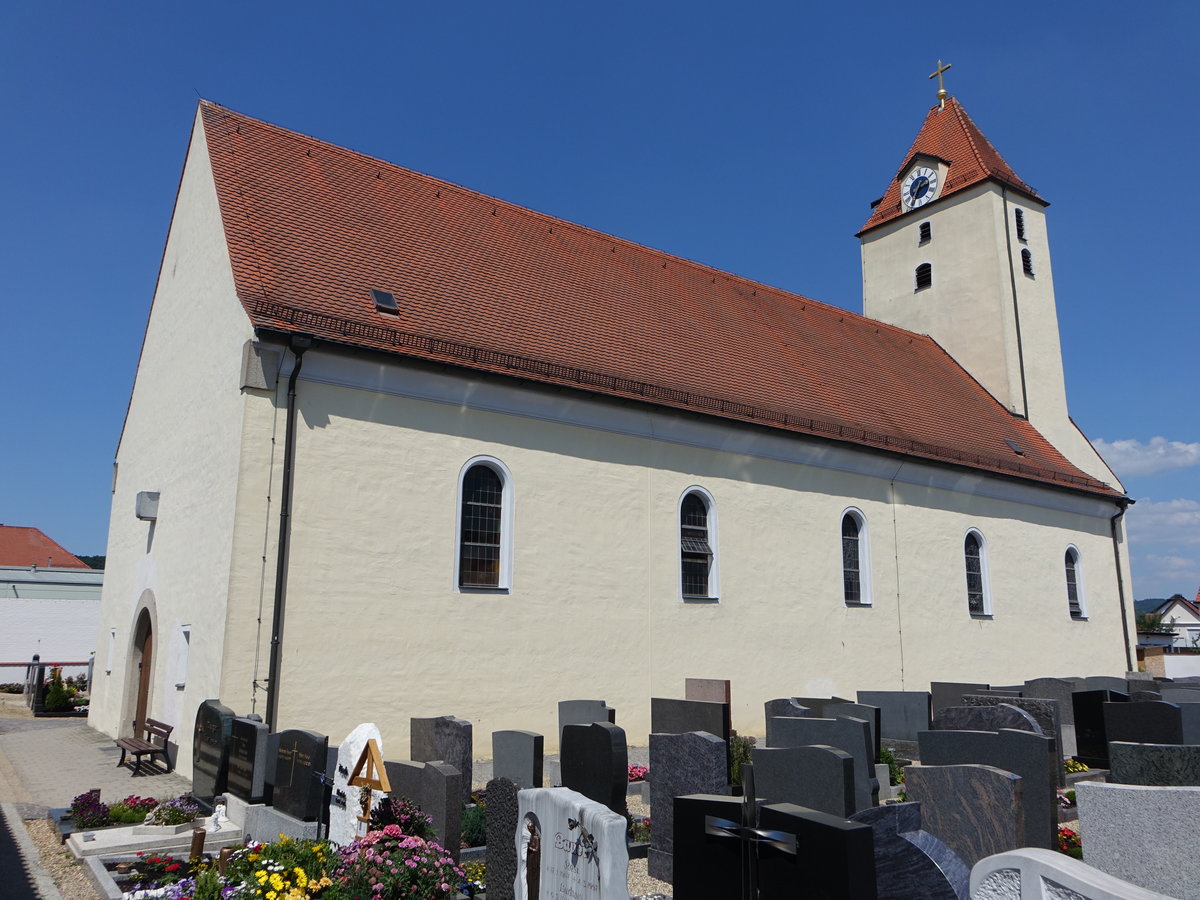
[703,764,798,900]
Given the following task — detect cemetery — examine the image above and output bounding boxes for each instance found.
[52,674,1200,899]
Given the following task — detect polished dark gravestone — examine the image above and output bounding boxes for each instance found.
[930,683,989,716]
[903,764,1024,868]
[1108,742,1200,786]
[647,730,728,883]
[849,803,969,900]
[752,744,855,817]
[560,721,628,818]
[384,759,462,861]
[763,698,810,733]
[410,715,472,802]
[1083,676,1130,693]
[192,699,237,811]
[557,699,616,743]
[652,696,731,780]
[1023,677,1083,759]
[272,729,329,822]
[1131,690,1164,702]
[857,690,932,743]
[826,702,882,764]
[484,777,519,900]
[1103,700,1184,747]
[227,716,269,803]
[492,730,543,789]
[768,715,879,812]
[791,696,854,717]
[1072,689,1129,768]
[918,728,1057,851]
[932,704,1041,735]
[962,694,1064,786]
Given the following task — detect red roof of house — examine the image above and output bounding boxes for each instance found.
[859,97,1044,234]
[0,526,88,568]
[198,101,1117,498]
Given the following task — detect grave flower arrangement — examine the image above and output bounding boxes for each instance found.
[459,861,486,898]
[220,835,335,898]
[147,796,202,827]
[1056,788,1077,809]
[129,851,190,890]
[69,789,110,828]
[628,816,652,842]
[627,764,649,782]
[1063,758,1089,774]
[368,796,436,841]
[326,825,464,899]
[110,795,161,824]
[1056,825,1082,859]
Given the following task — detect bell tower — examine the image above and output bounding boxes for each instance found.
[858,68,1117,487]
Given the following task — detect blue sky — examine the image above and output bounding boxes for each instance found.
[2,2,1196,599]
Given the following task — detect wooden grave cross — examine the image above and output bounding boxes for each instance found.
[348,738,391,823]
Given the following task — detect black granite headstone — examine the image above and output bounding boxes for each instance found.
[383,759,462,861]
[849,803,969,900]
[272,729,329,821]
[191,699,236,811]
[484,777,519,900]
[410,715,473,802]
[930,683,989,715]
[1103,700,1184,746]
[1072,689,1129,768]
[560,721,628,818]
[827,702,882,764]
[227,716,269,803]
[857,690,932,742]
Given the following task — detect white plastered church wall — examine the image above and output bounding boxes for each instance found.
[228,350,1131,753]
[90,110,256,773]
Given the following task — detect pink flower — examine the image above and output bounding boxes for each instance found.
[383,824,402,837]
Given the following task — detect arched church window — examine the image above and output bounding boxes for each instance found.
[1065,547,1086,619]
[841,510,871,605]
[918,222,931,245]
[457,458,513,590]
[680,489,718,600]
[915,263,932,291]
[1021,249,1035,277]
[964,530,991,616]
[1015,208,1027,242]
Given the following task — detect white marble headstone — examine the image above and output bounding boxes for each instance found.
[515,787,628,900]
[328,722,383,847]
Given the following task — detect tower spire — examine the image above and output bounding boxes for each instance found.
[929,59,952,109]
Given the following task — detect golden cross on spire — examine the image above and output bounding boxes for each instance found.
[929,59,952,109]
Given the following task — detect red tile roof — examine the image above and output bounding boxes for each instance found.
[199,102,1117,498]
[0,526,88,568]
[859,97,1045,234]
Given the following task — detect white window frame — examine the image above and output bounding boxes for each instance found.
[1065,545,1087,620]
[454,455,514,592]
[840,507,872,606]
[964,528,992,617]
[678,486,719,601]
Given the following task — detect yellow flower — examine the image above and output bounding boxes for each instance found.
[266,893,277,900]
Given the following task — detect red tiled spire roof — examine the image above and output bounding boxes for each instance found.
[199,102,1116,498]
[0,526,88,568]
[859,97,1045,234]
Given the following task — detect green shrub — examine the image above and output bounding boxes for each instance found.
[461,802,487,847]
[0,683,23,694]
[43,669,74,712]
[730,731,757,787]
[879,747,906,787]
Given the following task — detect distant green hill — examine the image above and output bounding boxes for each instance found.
[1135,598,1168,614]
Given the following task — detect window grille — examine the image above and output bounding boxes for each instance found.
[459,465,502,587]
[918,222,931,245]
[965,532,985,615]
[1066,549,1083,618]
[1021,248,1035,277]
[842,514,861,604]
[915,263,933,291]
[681,493,712,598]
[1015,208,1027,242]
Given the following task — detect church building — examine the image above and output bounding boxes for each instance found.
[89,87,1134,776]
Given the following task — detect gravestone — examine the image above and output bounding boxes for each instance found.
[493,730,544,789]
[1083,676,1129,692]
[764,698,809,732]
[752,744,855,817]
[516,787,628,900]
[768,715,879,811]
[329,723,383,847]
[1109,741,1200,786]
[272,729,329,821]
[932,703,1042,735]
[192,699,237,811]
[849,803,970,900]
[1160,686,1200,705]
[486,777,519,900]
[672,794,877,900]
[1072,689,1129,768]
[411,715,473,802]
[560,721,628,819]
[383,759,462,860]
[1023,677,1082,758]
[930,682,989,715]
[227,716,269,803]
[1131,690,1163,702]
[903,763,1024,867]
[684,677,730,703]
[557,700,616,744]
[962,694,1064,785]
[792,695,854,716]
[1104,700,1184,746]
[826,701,882,763]
[647,730,727,883]
[857,690,932,742]
[651,696,731,778]
[918,728,1057,850]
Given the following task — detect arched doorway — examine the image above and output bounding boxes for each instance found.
[131,608,154,731]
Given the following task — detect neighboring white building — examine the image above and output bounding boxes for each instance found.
[90,93,1136,777]
[0,526,102,668]
[1154,593,1200,651]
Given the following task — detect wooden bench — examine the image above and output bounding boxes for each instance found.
[115,718,174,775]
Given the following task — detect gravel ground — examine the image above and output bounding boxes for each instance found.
[627,794,671,899]
[23,817,104,900]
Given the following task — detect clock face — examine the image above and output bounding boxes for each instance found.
[902,166,939,209]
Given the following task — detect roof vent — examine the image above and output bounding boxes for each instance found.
[1004,439,1024,456]
[371,289,399,314]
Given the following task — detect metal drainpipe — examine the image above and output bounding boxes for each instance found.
[265,335,312,732]
[1110,498,1134,673]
